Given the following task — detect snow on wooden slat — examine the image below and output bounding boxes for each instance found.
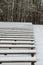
[0,32,33,35]
[0,32,33,34]
[0,26,32,30]
[0,38,34,40]
[0,41,34,44]
[0,50,36,54]
[0,45,35,48]
[0,34,33,37]
[0,36,33,38]
[0,56,36,62]
[0,30,33,33]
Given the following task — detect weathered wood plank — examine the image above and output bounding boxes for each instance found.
[0,41,34,44]
[0,45,35,48]
[0,50,36,54]
[0,38,34,41]
[0,57,36,62]
[0,36,33,37]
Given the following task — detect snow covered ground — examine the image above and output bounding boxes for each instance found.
[33,25,43,65]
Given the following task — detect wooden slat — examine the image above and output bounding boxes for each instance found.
[0,35,34,38]
[0,25,33,30]
[0,41,34,44]
[0,33,33,36]
[0,27,33,30]
[0,31,33,33]
[0,25,33,29]
[0,30,33,33]
[0,22,32,27]
[0,36,34,39]
[0,36,33,38]
[0,38,34,41]
[0,45,35,48]
[0,57,36,62]
[0,32,33,34]
[0,27,33,29]
[0,50,36,54]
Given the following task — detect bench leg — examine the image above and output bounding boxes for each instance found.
[31,62,34,65]
[0,62,2,64]
[31,48,35,65]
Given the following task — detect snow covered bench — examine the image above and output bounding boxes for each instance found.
[0,22,36,65]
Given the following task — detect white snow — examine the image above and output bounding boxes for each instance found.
[33,25,43,65]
